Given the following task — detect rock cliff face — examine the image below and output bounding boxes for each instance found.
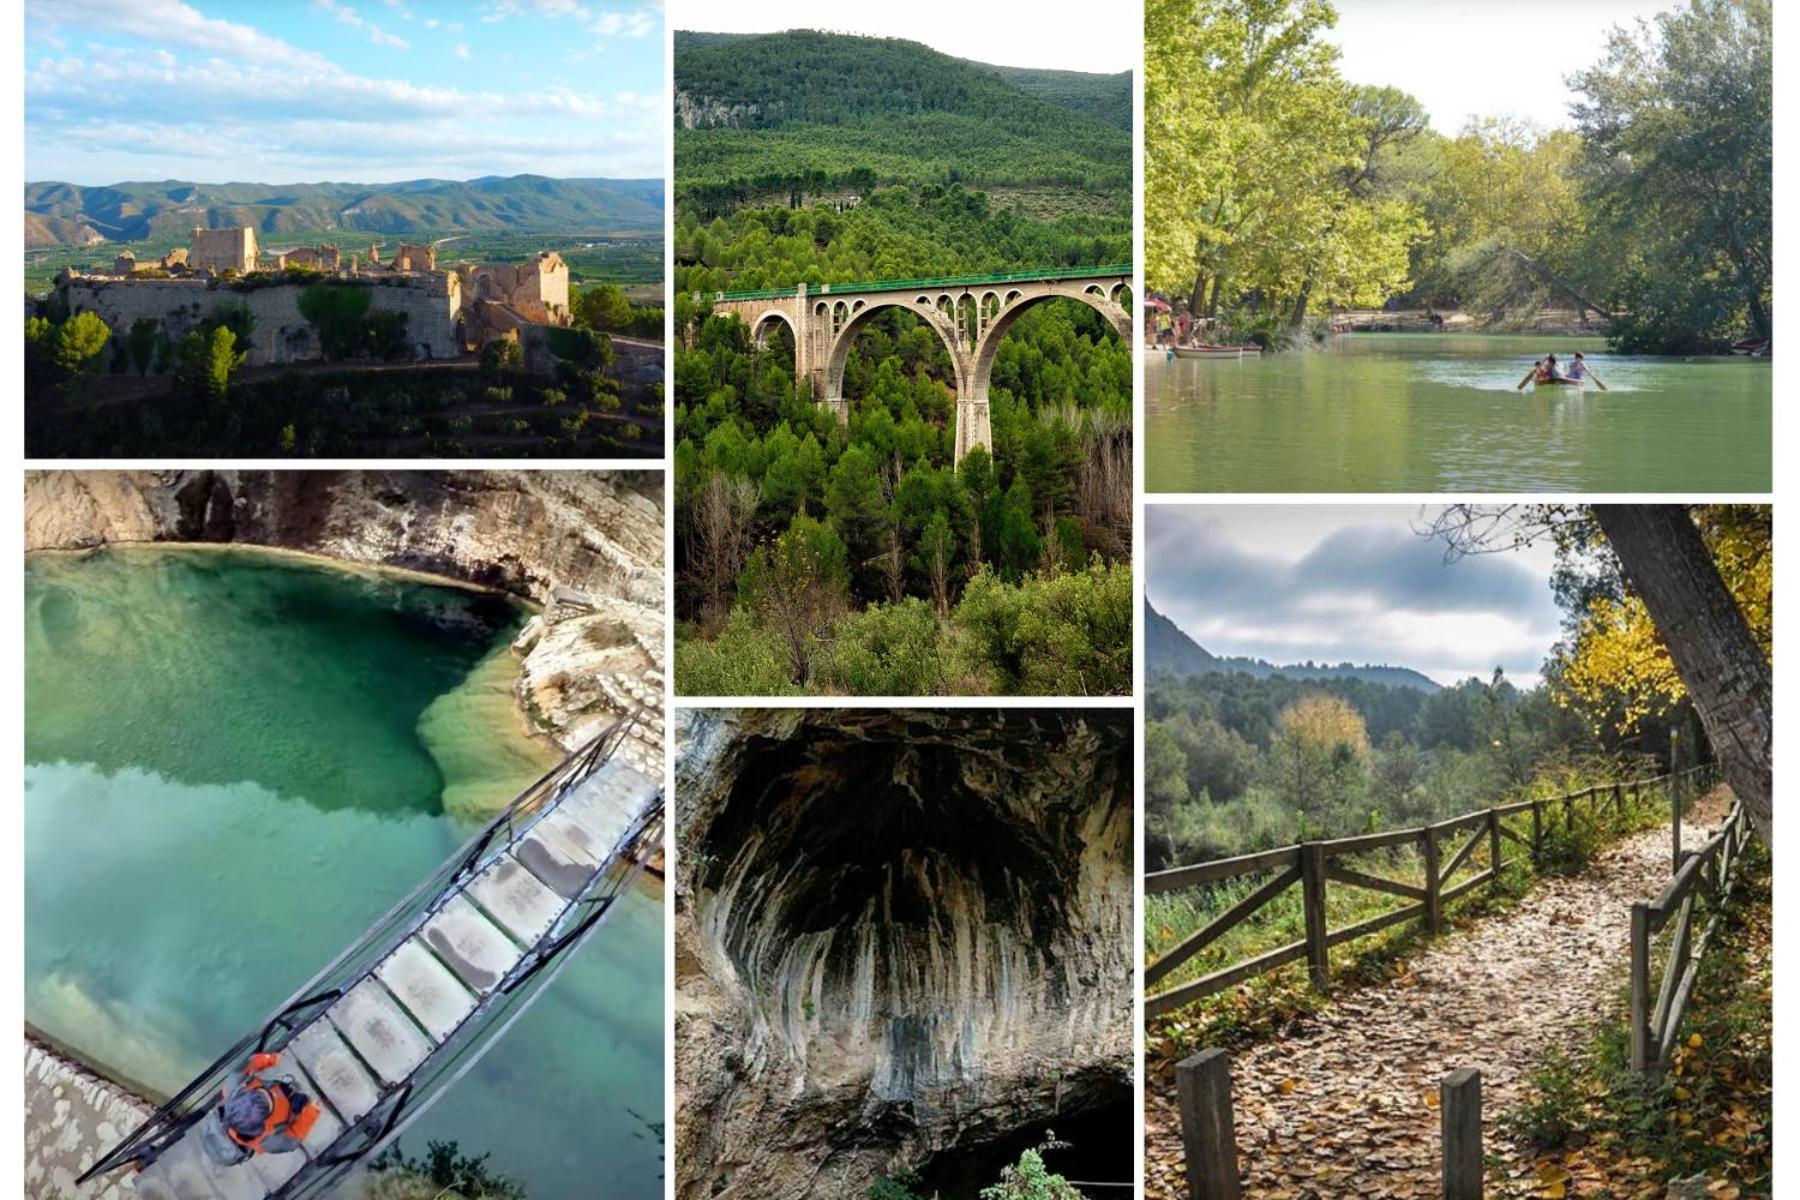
[23,470,664,753]
[675,709,1133,1199]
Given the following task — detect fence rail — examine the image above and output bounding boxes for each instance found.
[1147,765,1718,1018]
[1628,797,1753,1071]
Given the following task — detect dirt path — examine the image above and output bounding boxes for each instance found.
[1144,788,1733,1200]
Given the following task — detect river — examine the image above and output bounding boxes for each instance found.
[1145,334,1771,492]
[24,545,664,1199]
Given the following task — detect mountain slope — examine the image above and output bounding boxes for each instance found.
[1145,599,1442,692]
[23,175,665,246]
[980,65,1131,130]
[673,30,1130,205]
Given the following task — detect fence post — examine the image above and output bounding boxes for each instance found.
[1300,841,1330,991]
[1487,810,1501,884]
[1613,781,1623,817]
[1671,781,1682,874]
[1441,1068,1483,1199]
[1629,902,1651,1071]
[1423,824,1443,934]
[1530,799,1542,867]
[1177,1049,1242,1200]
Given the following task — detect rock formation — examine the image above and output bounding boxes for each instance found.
[675,709,1133,1199]
[22,470,664,753]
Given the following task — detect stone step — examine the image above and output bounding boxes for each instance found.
[419,893,525,994]
[374,938,478,1043]
[326,980,433,1087]
[466,852,566,944]
[289,1020,382,1125]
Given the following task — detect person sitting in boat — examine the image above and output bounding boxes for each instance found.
[198,1052,321,1165]
[1565,352,1589,381]
[1539,354,1568,382]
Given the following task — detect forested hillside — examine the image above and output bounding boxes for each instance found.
[982,65,1131,130]
[674,30,1131,214]
[675,184,1128,297]
[1146,599,1440,692]
[672,27,1132,697]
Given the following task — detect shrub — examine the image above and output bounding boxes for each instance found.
[821,598,947,695]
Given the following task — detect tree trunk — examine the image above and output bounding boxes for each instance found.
[1592,506,1772,844]
[1190,271,1208,317]
[1290,277,1313,330]
[1206,274,1224,320]
[1504,247,1618,321]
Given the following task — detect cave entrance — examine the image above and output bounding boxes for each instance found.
[912,1091,1134,1200]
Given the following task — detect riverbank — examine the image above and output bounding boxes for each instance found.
[22,471,666,774]
[1333,306,1610,336]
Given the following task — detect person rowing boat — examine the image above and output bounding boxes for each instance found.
[1517,352,1607,391]
[1565,351,1609,391]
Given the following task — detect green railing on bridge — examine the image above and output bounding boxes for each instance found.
[708,263,1134,303]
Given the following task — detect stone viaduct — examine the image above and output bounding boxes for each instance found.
[705,265,1132,461]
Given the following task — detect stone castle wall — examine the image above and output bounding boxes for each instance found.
[60,276,462,367]
[188,227,258,274]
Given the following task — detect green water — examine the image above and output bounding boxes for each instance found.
[24,546,664,1198]
[1145,334,1772,492]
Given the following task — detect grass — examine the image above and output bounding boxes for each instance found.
[1497,838,1770,1198]
[1145,782,1680,1065]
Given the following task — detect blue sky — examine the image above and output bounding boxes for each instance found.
[25,0,664,184]
[1147,505,1564,687]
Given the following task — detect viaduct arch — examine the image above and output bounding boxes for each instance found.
[707,266,1132,462]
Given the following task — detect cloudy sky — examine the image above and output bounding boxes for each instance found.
[1147,505,1564,687]
[676,0,1137,73]
[1327,0,1670,133]
[25,0,664,184]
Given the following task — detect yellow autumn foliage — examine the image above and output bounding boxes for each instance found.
[1554,507,1771,737]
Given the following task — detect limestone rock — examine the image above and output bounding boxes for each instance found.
[24,470,665,751]
[674,709,1133,1199]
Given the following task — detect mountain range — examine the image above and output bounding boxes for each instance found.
[23,175,665,247]
[1146,599,1442,693]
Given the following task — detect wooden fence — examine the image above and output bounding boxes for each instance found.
[1628,796,1753,1071]
[1177,1051,1487,1200]
[1147,765,1717,1019]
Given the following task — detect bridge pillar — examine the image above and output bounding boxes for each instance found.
[954,380,992,463]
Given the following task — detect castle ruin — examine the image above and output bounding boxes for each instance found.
[188,227,259,275]
[54,228,576,373]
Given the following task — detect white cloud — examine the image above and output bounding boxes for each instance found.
[27,0,336,70]
[454,42,470,58]
[589,9,654,38]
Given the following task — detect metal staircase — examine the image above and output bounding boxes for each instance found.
[79,716,664,1200]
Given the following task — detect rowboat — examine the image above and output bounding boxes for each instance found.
[1172,344,1263,359]
[1530,377,1585,393]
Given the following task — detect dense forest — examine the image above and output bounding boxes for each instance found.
[672,30,1132,696]
[674,31,1131,217]
[1147,0,1771,353]
[1145,506,1770,869]
[673,282,1131,695]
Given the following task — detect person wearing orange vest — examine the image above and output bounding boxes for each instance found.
[200,1052,322,1165]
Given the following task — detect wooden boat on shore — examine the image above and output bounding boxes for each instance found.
[1171,344,1263,359]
